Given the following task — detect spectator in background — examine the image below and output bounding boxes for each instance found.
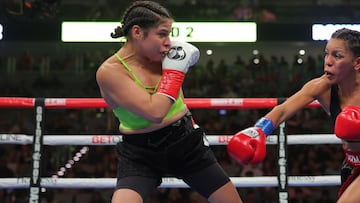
[0,157,14,178]
[89,191,107,203]
[233,6,253,21]
[16,50,33,71]
[315,189,335,203]
[259,8,276,22]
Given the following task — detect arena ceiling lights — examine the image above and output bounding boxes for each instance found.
[61,22,257,42]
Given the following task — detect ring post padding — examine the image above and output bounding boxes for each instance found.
[29,98,45,203]
[277,122,288,202]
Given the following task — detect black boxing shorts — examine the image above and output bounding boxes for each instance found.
[115,113,230,200]
[338,159,360,197]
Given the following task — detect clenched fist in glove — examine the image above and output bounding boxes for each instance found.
[227,127,267,165]
[335,105,360,166]
[228,117,275,165]
[335,105,360,141]
[157,41,200,101]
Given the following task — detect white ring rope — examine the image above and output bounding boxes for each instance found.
[0,134,341,145]
[0,175,340,189]
[0,134,342,189]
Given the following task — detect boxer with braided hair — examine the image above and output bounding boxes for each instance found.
[227,27,360,203]
[96,1,242,203]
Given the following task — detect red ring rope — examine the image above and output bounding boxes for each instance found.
[0,97,320,109]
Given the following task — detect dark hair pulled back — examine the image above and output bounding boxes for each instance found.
[111,1,172,39]
[331,28,360,57]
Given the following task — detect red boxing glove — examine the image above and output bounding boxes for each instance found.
[335,105,360,141]
[227,127,266,165]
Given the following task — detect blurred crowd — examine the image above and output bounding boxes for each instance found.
[0,49,341,203]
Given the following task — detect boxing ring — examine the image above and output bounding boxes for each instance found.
[0,97,341,203]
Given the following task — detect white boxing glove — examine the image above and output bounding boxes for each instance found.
[162,41,200,73]
[157,41,200,101]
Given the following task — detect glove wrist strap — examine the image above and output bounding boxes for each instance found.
[255,117,274,136]
[156,70,185,102]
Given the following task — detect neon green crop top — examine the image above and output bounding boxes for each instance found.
[112,54,187,131]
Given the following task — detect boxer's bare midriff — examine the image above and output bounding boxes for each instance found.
[119,108,189,134]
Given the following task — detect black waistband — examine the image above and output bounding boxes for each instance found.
[122,112,193,148]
